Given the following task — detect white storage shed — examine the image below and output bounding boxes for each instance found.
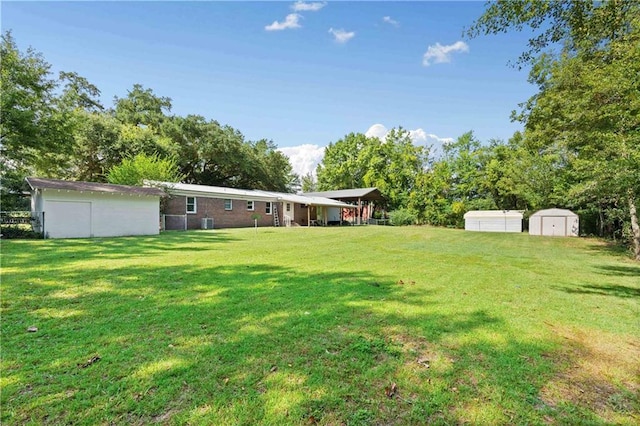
[464,210,523,233]
[26,177,165,239]
[529,208,579,237]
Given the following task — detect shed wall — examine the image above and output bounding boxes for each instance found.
[464,217,522,233]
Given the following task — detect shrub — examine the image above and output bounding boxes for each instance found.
[388,209,417,226]
[1,225,43,239]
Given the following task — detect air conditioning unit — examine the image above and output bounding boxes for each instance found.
[201,218,214,229]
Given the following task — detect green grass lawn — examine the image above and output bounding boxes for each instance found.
[1,226,639,425]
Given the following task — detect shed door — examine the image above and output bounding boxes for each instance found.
[44,201,91,238]
[542,216,566,236]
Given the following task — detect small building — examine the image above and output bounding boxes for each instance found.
[159,182,355,230]
[26,177,164,239]
[463,210,523,233]
[529,208,579,237]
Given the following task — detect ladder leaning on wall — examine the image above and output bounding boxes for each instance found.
[273,204,280,227]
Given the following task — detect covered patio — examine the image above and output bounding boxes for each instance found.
[301,188,385,225]
[263,192,357,227]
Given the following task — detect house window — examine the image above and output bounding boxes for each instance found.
[224,199,232,211]
[286,203,291,212]
[186,197,196,214]
[265,202,272,215]
[247,200,254,211]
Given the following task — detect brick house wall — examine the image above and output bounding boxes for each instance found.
[165,195,278,229]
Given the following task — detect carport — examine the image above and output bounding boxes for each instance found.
[302,188,385,225]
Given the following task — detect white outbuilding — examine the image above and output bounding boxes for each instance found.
[463,210,523,233]
[529,208,579,237]
[26,177,165,239]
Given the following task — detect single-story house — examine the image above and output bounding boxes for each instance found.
[157,182,356,230]
[464,210,524,233]
[529,208,579,237]
[26,177,165,239]
[302,188,385,225]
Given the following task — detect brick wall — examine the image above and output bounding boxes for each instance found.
[165,195,277,229]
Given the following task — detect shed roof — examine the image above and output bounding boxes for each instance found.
[26,177,165,197]
[302,188,384,202]
[530,208,578,218]
[463,210,524,219]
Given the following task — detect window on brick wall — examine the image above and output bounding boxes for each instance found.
[247,200,254,211]
[186,197,197,214]
[265,202,272,215]
[224,199,232,210]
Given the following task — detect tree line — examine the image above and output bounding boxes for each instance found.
[1,31,297,211]
[313,1,639,259]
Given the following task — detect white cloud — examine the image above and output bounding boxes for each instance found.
[422,41,469,66]
[365,123,388,140]
[279,144,326,177]
[382,16,399,26]
[328,28,355,44]
[265,13,302,31]
[291,1,327,12]
[365,124,453,156]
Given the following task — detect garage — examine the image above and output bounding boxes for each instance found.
[529,208,579,237]
[26,177,165,239]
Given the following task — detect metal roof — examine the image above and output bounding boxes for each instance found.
[302,187,384,202]
[155,182,355,208]
[463,210,524,219]
[257,191,356,209]
[530,208,578,217]
[26,177,165,197]
[163,182,278,202]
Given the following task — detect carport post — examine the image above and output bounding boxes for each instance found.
[307,205,311,227]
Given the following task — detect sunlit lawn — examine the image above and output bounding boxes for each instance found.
[1,226,638,425]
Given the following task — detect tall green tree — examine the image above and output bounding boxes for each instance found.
[0,32,75,207]
[316,132,370,190]
[316,129,427,209]
[0,32,70,173]
[114,84,172,130]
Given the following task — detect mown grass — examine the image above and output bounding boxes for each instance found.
[1,226,638,425]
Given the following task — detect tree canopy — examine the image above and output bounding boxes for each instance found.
[1,31,298,212]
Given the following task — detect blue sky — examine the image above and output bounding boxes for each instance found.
[3,1,537,176]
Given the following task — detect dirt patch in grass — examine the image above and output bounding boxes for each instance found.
[540,324,640,422]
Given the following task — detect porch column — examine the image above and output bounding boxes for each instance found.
[307,205,311,227]
[358,197,362,225]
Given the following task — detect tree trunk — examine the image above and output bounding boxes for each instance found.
[628,189,640,261]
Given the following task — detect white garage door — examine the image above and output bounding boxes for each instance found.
[44,201,92,238]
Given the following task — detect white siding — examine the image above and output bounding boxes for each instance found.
[464,211,523,233]
[44,200,92,238]
[39,190,159,238]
